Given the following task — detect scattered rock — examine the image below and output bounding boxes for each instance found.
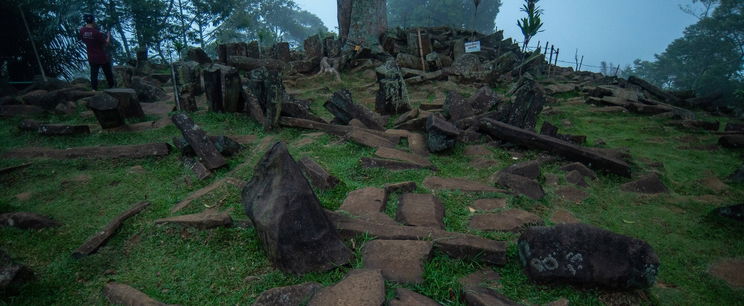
[362,240,433,284]
[347,128,396,148]
[458,269,519,306]
[550,209,580,224]
[384,181,417,194]
[565,170,588,187]
[172,113,227,170]
[501,160,541,180]
[719,135,744,149]
[128,165,147,174]
[547,298,570,306]
[709,258,744,288]
[544,174,559,187]
[253,282,323,306]
[555,186,589,203]
[361,157,430,170]
[423,176,503,193]
[375,59,411,115]
[518,224,660,289]
[699,174,729,193]
[396,193,445,229]
[325,89,385,130]
[14,192,32,201]
[620,173,669,194]
[0,250,34,291]
[308,269,385,306]
[103,282,175,306]
[0,212,61,229]
[714,204,744,222]
[328,211,507,265]
[242,142,351,274]
[559,162,597,180]
[495,173,545,200]
[299,156,340,190]
[471,198,507,211]
[154,210,233,229]
[470,209,543,232]
[389,288,440,306]
[426,115,460,153]
[469,158,499,169]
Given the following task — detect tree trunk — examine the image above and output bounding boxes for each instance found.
[338,0,388,51]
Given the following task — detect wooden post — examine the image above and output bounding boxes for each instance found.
[574,49,579,71]
[614,64,621,76]
[578,56,584,71]
[536,41,541,52]
[417,28,426,72]
[544,42,549,55]
[547,46,554,75]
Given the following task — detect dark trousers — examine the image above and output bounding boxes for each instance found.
[90,62,115,90]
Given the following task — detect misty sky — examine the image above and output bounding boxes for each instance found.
[294,0,704,71]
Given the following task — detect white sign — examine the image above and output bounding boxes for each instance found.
[465,41,481,53]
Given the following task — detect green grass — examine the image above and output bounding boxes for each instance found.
[1,74,743,305]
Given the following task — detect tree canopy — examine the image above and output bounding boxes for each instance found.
[627,0,743,105]
[1,0,327,80]
[387,0,502,34]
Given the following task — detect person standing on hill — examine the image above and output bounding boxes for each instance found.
[79,14,115,90]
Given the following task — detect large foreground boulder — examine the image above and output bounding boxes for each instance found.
[1,250,34,291]
[518,224,659,290]
[241,142,352,274]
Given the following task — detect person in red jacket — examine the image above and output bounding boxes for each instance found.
[79,14,115,90]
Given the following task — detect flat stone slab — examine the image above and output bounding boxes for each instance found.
[1,143,171,160]
[103,282,175,306]
[340,187,388,216]
[308,269,385,306]
[423,176,504,193]
[550,209,580,224]
[621,173,669,194]
[362,240,433,284]
[565,170,588,187]
[384,181,417,194]
[471,198,508,211]
[501,160,541,180]
[459,269,519,306]
[709,258,744,288]
[555,186,589,203]
[495,173,545,200]
[375,147,434,168]
[327,211,507,265]
[470,209,544,232]
[253,282,323,306]
[464,145,492,156]
[154,210,232,229]
[361,157,429,170]
[396,193,445,229]
[389,288,440,306]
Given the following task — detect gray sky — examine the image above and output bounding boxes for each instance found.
[294,0,703,70]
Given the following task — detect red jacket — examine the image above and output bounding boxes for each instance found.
[79,27,108,64]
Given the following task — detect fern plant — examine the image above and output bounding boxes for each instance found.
[517,0,544,52]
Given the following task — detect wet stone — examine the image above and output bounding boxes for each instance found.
[362,240,433,284]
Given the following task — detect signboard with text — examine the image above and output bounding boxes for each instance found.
[465,41,481,53]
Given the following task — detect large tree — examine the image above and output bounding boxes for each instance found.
[387,0,501,34]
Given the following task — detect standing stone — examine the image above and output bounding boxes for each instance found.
[304,35,323,59]
[324,37,341,57]
[362,240,433,284]
[113,66,134,88]
[104,88,144,119]
[396,193,445,229]
[309,269,385,306]
[131,76,167,102]
[273,42,291,62]
[518,224,660,290]
[246,67,285,130]
[203,65,223,112]
[172,113,227,170]
[426,115,460,153]
[242,142,352,274]
[222,68,242,113]
[186,47,212,64]
[87,93,125,129]
[452,39,465,60]
[299,156,340,190]
[375,59,411,115]
[495,74,545,130]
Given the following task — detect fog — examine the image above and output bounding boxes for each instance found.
[295,0,703,70]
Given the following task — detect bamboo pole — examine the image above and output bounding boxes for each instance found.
[18,4,46,82]
[417,28,426,72]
